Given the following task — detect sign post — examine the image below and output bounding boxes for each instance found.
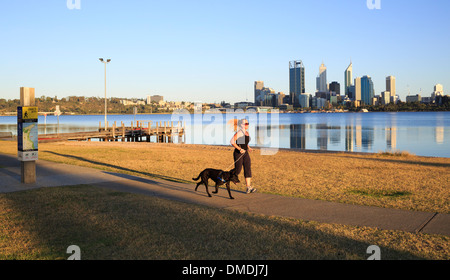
[18,87,38,184]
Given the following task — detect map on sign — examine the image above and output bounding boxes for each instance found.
[17,106,39,161]
[21,123,38,151]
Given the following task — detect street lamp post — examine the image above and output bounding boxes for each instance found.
[99,58,111,130]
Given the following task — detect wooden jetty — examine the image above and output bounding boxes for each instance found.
[38,120,185,143]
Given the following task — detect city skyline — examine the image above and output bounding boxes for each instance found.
[0,0,449,103]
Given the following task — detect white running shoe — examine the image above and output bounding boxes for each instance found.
[246,186,257,194]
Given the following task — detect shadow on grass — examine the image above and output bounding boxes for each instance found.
[318,152,450,168]
[41,150,247,197]
[0,185,430,260]
[42,150,192,184]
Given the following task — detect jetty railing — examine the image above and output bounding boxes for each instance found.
[38,120,185,143]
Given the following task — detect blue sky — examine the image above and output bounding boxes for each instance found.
[1,0,449,103]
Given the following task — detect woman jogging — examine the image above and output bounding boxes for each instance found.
[230,118,256,194]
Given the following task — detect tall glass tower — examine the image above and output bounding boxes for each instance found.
[386,76,396,101]
[316,62,327,93]
[361,75,375,105]
[289,60,305,107]
[344,61,353,97]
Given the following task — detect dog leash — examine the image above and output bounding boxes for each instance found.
[225,149,246,170]
[217,150,246,182]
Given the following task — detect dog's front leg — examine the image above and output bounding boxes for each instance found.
[226,182,234,199]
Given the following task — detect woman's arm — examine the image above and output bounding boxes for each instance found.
[230,131,245,153]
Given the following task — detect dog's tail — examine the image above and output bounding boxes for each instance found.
[192,173,201,181]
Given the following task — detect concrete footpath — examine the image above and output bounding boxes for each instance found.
[0,153,448,236]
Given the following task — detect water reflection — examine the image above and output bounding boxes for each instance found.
[435,127,444,144]
[345,125,354,152]
[386,127,397,151]
[289,124,305,149]
[284,124,376,152]
[0,112,449,157]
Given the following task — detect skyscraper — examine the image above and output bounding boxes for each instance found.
[344,61,353,96]
[254,81,264,105]
[432,84,444,103]
[329,81,340,95]
[386,76,396,102]
[316,62,327,93]
[289,60,305,107]
[354,77,362,102]
[361,75,375,105]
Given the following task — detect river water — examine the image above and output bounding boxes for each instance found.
[1,111,449,158]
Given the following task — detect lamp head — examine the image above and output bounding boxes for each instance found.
[99,58,104,62]
[107,59,111,63]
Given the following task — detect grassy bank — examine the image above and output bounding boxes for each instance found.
[1,185,448,260]
[1,140,449,213]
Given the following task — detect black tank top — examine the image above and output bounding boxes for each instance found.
[235,131,250,151]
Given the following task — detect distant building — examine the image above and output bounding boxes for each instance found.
[348,85,356,100]
[234,102,254,109]
[371,96,379,106]
[360,76,375,105]
[329,81,340,96]
[316,62,327,93]
[254,81,265,105]
[386,76,396,103]
[121,99,145,106]
[434,84,444,94]
[344,61,353,96]
[342,95,352,105]
[274,92,285,107]
[432,84,444,101]
[315,91,327,99]
[330,94,338,105]
[299,93,310,108]
[406,94,422,103]
[148,95,164,104]
[254,81,284,107]
[311,97,326,109]
[421,97,432,104]
[391,95,399,104]
[354,77,362,102]
[381,91,391,105]
[279,104,293,110]
[289,60,305,107]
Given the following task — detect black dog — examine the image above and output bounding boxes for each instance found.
[192,168,240,199]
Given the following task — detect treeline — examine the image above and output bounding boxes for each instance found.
[330,96,449,112]
[358,96,450,112]
[1,95,449,115]
[0,96,170,115]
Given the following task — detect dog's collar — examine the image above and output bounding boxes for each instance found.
[217,171,226,183]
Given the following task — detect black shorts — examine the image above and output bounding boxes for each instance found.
[233,149,252,178]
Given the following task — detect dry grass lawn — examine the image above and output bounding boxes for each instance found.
[1,140,449,213]
[1,140,449,260]
[1,185,448,260]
